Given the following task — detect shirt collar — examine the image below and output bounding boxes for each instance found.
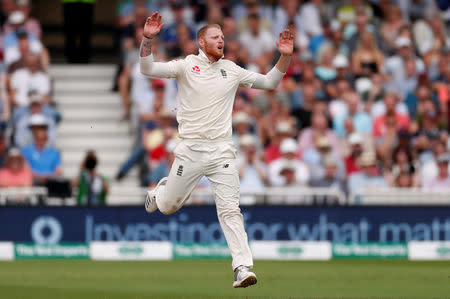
[198,49,224,64]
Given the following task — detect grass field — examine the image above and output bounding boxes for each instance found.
[0,260,449,299]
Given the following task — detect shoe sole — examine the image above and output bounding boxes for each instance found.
[233,274,257,288]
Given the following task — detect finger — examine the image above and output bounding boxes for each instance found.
[157,15,162,24]
[279,32,282,41]
[284,29,290,39]
[158,22,164,30]
[151,12,158,19]
[275,41,280,48]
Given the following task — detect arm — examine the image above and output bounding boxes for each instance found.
[250,29,294,90]
[139,12,182,78]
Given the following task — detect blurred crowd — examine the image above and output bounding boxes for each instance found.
[0,0,107,205]
[115,0,450,200]
[1,0,450,206]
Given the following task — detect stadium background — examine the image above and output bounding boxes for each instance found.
[0,0,450,298]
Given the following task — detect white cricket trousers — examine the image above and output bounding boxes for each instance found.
[154,138,253,270]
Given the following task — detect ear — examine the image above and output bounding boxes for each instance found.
[198,37,204,49]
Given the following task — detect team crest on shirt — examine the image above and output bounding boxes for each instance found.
[220,69,227,78]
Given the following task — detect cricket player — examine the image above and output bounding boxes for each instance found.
[141,12,293,288]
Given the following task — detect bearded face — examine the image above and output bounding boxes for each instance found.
[199,27,224,61]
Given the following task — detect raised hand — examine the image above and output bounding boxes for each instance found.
[276,29,294,56]
[144,12,164,38]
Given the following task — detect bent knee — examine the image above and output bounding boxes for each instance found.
[157,202,179,215]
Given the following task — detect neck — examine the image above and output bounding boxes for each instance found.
[200,48,219,64]
[205,52,219,64]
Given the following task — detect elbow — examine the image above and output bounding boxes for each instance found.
[266,81,279,90]
[140,65,151,77]
[140,60,154,77]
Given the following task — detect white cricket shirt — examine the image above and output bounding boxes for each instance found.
[140,50,262,140]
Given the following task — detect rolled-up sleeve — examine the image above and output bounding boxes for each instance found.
[140,54,185,78]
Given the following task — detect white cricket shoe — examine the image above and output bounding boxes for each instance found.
[233,266,257,288]
[145,177,167,213]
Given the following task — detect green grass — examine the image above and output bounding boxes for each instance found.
[0,260,449,299]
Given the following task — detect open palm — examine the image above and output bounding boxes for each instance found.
[144,12,164,38]
[276,29,294,56]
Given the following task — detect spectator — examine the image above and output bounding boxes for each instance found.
[351,31,384,78]
[373,93,410,139]
[398,0,436,22]
[238,13,275,62]
[2,0,42,39]
[118,26,145,120]
[298,111,340,155]
[0,74,9,131]
[385,36,425,82]
[311,154,346,203]
[420,140,449,186]
[3,10,39,50]
[232,111,255,151]
[0,147,32,187]
[147,138,177,187]
[13,95,57,148]
[423,153,450,189]
[379,4,408,54]
[62,0,95,63]
[160,1,194,57]
[258,92,294,147]
[314,45,337,82]
[303,135,346,182]
[4,30,49,72]
[237,134,267,204]
[386,58,420,98]
[333,54,353,83]
[344,7,378,54]
[412,99,444,140]
[345,132,364,176]
[329,78,352,119]
[299,0,323,39]
[9,54,51,107]
[291,83,319,130]
[395,170,414,188]
[0,131,10,168]
[21,116,62,185]
[74,150,109,206]
[116,0,155,39]
[116,77,177,182]
[263,121,294,164]
[404,84,435,120]
[385,146,420,187]
[337,0,373,25]
[0,0,16,29]
[333,91,372,138]
[268,138,309,187]
[159,0,194,30]
[348,151,388,194]
[371,91,410,122]
[271,0,302,38]
[413,10,447,57]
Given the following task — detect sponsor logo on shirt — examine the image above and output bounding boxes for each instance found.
[191,65,200,74]
[220,69,227,78]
